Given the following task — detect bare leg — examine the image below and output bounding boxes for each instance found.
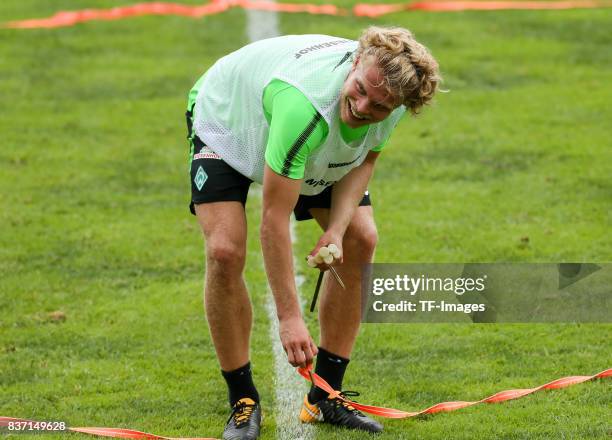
[309,206,378,358]
[195,201,252,371]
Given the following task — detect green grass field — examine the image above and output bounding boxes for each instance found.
[1,1,610,439]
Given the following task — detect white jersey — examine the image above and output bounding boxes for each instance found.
[192,34,405,195]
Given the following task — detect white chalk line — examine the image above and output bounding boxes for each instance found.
[246,5,279,42]
[245,5,316,438]
[264,222,314,440]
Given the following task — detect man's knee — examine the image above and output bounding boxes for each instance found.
[206,238,246,274]
[344,222,378,260]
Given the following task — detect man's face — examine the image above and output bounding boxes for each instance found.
[340,56,399,128]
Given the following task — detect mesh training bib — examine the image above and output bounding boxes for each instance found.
[192,34,405,195]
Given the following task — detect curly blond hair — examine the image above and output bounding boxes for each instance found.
[356,26,441,115]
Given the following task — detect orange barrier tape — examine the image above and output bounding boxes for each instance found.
[354,0,611,16]
[0,417,218,440]
[297,365,612,418]
[4,0,612,28]
[3,1,344,29]
[2,367,610,436]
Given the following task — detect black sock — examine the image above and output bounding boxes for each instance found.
[308,347,350,404]
[221,361,260,407]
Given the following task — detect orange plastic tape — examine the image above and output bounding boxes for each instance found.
[298,365,612,418]
[0,417,218,440]
[3,1,344,29]
[2,367,610,436]
[5,0,612,28]
[354,0,611,17]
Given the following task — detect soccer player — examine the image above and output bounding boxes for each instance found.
[186,26,440,439]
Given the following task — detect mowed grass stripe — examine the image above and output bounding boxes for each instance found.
[284,8,612,440]
[0,4,269,440]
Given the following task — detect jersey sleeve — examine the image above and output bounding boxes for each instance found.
[263,80,328,179]
[370,141,386,153]
[370,131,394,152]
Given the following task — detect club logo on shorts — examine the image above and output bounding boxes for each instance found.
[194,166,208,191]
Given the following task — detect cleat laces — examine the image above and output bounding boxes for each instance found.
[227,401,257,427]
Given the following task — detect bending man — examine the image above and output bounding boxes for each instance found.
[185,26,441,440]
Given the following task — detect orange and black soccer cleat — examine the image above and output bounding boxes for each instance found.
[223,398,262,440]
[299,392,383,433]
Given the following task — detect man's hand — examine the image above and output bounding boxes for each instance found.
[308,232,344,268]
[278,315,318,367]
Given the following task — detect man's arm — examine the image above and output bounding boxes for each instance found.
[260,164,318,367]
[310,151,380,260]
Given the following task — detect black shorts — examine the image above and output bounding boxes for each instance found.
[189,134,253,213]
[187,112,371,221]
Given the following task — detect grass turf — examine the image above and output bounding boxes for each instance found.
[1,2,610,439]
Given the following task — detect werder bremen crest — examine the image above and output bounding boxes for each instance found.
[194,166,207,191]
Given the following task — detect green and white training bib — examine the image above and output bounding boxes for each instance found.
[192,34,405,195]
